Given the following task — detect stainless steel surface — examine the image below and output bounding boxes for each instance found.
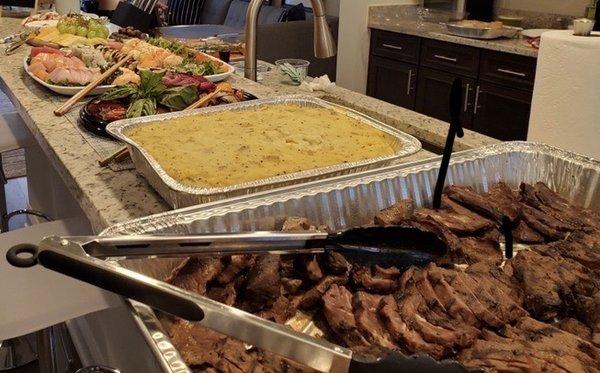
[64,232,329,259]
[463,83,470,112]
[382,43,403,50]
[474,85,481,114]
[406,69,413,95]
[106,95,422,208]
[444,22,522,39]
[244,0,336,81]
[38,236,353,373]
[434,54,458,62]
[497,68,526,77]
[101,141,599,372]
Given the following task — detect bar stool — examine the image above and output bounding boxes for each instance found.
[0,111,50,232]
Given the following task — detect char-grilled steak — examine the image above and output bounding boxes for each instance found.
[164,182,600,372]
[374,199,414,225]
[322,284,369,347]
[244,255,281,311]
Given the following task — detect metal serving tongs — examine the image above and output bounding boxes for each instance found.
[6,227,465,373]
[4,30,36,55]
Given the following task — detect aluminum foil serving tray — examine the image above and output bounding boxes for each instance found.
[106,95,422,208]
[444,22,522,39]
[102,142,599,373]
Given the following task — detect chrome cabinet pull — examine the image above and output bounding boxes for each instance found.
[382,43,403,51]
[463,83,471,113]
[434,54,458,62]
[497,68,526,77]
[473,85,482,115]
[406,69,413,96]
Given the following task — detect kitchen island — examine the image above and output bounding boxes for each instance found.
[0,16,498,233]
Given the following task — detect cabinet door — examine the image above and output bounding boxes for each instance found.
[415,67,475,129]
[367,56,417,110]
[472,82,532,141]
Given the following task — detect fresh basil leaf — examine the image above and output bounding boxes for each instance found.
[159,85,199,111]
[126,98,156,118]
[99,84,138,101]
[137,70,167,99]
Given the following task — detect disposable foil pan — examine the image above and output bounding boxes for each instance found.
[102,141,599,372]
[444,22,522,39]
[106,95,422,209]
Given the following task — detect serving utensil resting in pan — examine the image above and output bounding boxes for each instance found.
[6,226,465,373]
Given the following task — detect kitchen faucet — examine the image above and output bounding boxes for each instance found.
[244,0,337,81]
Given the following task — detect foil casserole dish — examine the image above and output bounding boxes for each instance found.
[444,22,522,39]
[96,141,599,372]
[106,95,422,208]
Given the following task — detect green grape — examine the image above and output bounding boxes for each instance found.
[57,22,67,34]
[66,25,78,35]
[87,30,98,39]
[76,26,88,37]
[99,28,109,39]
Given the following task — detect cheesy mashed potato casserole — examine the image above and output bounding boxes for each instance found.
[126,104,399,188]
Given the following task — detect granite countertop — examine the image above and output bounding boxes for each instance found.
[0,17,497,232]
[369,5,538,58]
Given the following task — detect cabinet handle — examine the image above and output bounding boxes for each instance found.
[382,43,403,51]
[497,68,526,77]
[473,85,482,115]
[434,54,458,62]
[406,69,413,96]
[463,83,470,113]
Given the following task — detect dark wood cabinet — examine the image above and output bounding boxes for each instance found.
[415,67,475,129]
[367,29,537,142]
[367,56,417,110]
[472,82,532,141]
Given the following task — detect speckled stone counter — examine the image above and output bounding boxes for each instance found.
[369,5,538,58]
[0,16,497,232]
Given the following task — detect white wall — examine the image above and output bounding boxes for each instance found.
[496,0,588,17]
[336,0,417,94]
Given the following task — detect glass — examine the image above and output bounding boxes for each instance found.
[274,59,310,85]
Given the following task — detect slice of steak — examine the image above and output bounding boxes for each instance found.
[322,284,369,348]
[487,182,521,223]
[445,185,507,223]
[258,296,297,324]
[169,257,223,295]
[207,283,237,306]
[280,217,313,231]
[352,266,398,294]
[244,255,281,312]
[373,265,401,279]
[168,320,227,368]
[466,262,525,305]
[326,251,352,275]
[297,275,348,309]
[414,208,489,235]
[511,250,598,321]
[374,199,414,225]
[426,266,478,326]
[533,182,599,230]
[521,204,569,240]
[412,268,481,347]
[438,236,503,267]
[535,232,600,272]
[218,255,255,285]
[557,318,593,342]
[281,278,303,295]
[378,295,449,359]
[513,220,545,243]
[352,292,397,349]
[297,255,324,282]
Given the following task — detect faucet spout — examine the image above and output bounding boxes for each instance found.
[244,0,337,81]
